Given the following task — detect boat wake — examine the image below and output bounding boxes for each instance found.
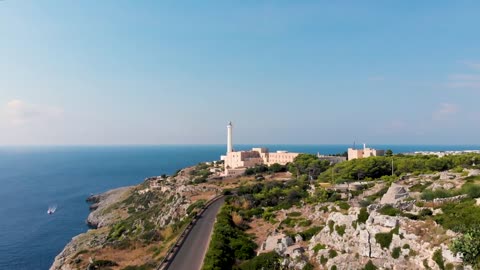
[47,205,57,215]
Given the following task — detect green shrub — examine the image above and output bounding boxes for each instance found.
[461,183,480,199]
[410,182,433,192]
[364,260,377,270]
[187,199,206,215]
[280,217,298,228]
[336,201,350,210]
[421,189,455,201]
[287,211,302,217]
[432,249,445,270]
[450,226,480,268]
[415,201,425,207]
[335,225,346,236]
[302,263,314,270]
[330,266,337,270]
[328,249,338,258]
[352,221,358,229]
[402,244,410,249]
[238,252,281,270]
[328,220,335,233]
[375,232,392,249]
[358,207,369,223]
[313,243,326,253]
[434,199,480,233]
[320,255,328,265]
[298,219,312,227]
[378,205,401,216]
[92,259,118,267]
[262,211,276,222]
[202,205,257,270]
[319,206,329,212]
[299,226,323,241]
[391,247,401,259]
[452,166,464,173]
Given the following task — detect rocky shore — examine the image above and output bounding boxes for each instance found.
[85,186,134,228]
[50,164,220,270]
[50,186,134,270]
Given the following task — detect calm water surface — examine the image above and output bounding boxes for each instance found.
[0,145,478,269]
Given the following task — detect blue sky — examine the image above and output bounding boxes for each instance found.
[1,1,479,145]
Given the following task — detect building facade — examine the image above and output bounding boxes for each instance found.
[220,122,300,176]
[347,144,385,160]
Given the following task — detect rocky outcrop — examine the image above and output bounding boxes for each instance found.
[308,206,463,270]
[380,183,409,204]
[86,186,133,228]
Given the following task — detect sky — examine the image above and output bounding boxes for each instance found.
[1,1,480,145]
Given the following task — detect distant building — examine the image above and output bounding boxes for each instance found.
[316,153,346,164]
[220,122,300,176]
[348,143,385,160]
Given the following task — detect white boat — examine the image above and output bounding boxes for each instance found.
[48,205,57,215]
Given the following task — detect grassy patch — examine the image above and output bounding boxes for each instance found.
[434,199,480,233]
[328,249,338,258]
[298,226,323,241]
[432,249,445,270]
[375,225,399,249]
[313,243,326,253]
[391,247,401,259]
[335,225,346,236]
[378,205,401,216]
[357,207,369,223]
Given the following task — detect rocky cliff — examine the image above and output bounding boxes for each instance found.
[50,164,220,270]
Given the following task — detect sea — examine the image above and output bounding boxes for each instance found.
[0,144,479,270]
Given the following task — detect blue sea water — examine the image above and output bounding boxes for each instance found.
[0,144,479,270]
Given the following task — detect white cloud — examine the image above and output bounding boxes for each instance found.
[3,99,63,125]
[447,62,480,89]
[461,61,480,70]
[433,103,458,120]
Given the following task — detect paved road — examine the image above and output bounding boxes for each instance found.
[167,197,225,270]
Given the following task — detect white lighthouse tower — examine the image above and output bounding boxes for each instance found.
[227,121,233,153]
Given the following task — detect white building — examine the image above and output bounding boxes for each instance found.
[348,143,385,160]
[220,122,300,176]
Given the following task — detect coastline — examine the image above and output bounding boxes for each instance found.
[49,165,221,270]
[50,186,134,270]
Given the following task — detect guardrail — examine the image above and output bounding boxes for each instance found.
[156,194,224,270]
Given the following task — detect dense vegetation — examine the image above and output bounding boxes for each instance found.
[237,252,282,270]
[202,205,257,270]
[190,163,213,183]
[244,163,288,176]
[288,154,331,179]
[319,153,480,182]
[451,226,480,269]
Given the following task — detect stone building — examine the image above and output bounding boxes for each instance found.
[220,122,300,176]
[348,143,385,160]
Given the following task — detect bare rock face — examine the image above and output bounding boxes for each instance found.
[380,183,409,204]
[308,206,463,270]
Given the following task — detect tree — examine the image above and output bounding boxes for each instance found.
[288,154,331,179]
[269,163,285,173]
[385,149,393,157]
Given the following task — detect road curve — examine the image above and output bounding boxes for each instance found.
[167,197,225,270]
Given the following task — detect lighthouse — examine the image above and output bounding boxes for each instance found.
[227,121,233,153]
